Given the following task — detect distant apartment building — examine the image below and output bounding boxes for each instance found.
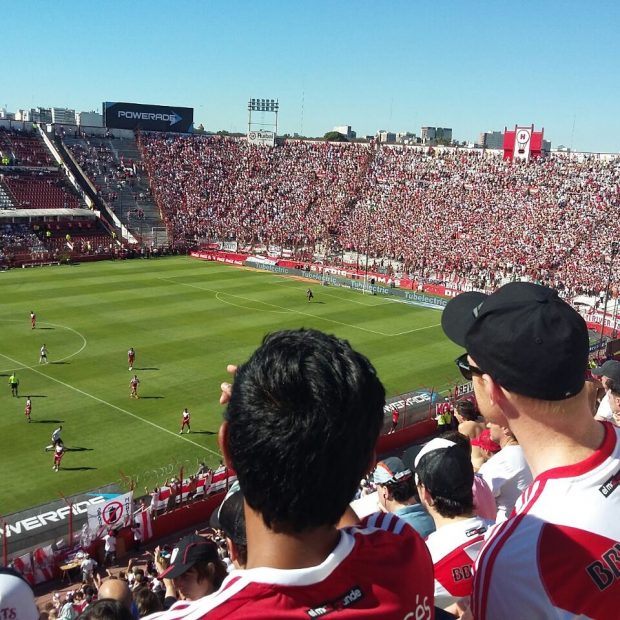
[479,130,504,149]
[376,130,396,143]
[30,107,52,123]
[333,125,357,139]
[51,107,76,125]
[421,126,452,144]
[77,111,103,127]
[396,131,418,144]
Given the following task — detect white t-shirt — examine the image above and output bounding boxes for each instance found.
[479,445,532,522]
[104,534,116,552]
[596,393,614,422]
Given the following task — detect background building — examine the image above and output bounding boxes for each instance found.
[420,126,453,145]
[77,111,103,127]
[376,130,396,143]
[479,130,504,149]
[333,125,356,139]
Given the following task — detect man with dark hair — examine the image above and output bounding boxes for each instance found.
[592,360,620,422]
[153,328,434,618]
[373,456,435,537]
[414,439,493,609]
[453,399,485,440]
[441,281,620,619]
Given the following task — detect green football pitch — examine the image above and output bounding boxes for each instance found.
[0,257,461,515]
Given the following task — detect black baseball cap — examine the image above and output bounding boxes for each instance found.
[209,481,246,546]
[158,534,219,579]
[591,360,620,383]
[441,282,588,401]
[415,445,473,502]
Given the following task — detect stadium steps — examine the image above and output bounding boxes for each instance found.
[106,137,168,245]
[0,180,17,209]
[63,136,168,246]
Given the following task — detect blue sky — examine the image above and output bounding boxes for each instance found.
[2,0,619,152]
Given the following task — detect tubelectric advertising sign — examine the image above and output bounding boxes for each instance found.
[103,101,193,133]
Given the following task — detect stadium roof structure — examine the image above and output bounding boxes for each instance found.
[0,208,96,219]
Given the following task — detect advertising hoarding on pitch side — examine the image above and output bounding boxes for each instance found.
[103,101,194,133]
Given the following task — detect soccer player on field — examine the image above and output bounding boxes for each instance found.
[45,426,63,451]
[130,375,140,398]
[53,441,65,472]
[39,344,48,364]
[30,311,36,329]
[128,347,135,371]
[306,288,314,302]
[25,397,32,423]
[180,408,191,434]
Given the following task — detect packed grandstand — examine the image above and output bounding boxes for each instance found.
[2,121,620,619]
[2,125,620,299]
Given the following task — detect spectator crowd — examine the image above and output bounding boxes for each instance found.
[139,134,620,297]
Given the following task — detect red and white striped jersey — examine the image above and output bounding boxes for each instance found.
[425,515,491,608]
[148,512,435,619]
[472,422,620,620]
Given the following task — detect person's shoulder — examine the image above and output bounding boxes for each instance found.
[355,512,432,560]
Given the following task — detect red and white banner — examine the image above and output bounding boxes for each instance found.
[155,467,236,505]
[32,545,55,584]
[135,510,153,542]
[12,552,35,585]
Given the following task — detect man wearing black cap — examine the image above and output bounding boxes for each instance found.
[591,360,620,422]
[414,439,493,610]
[158,534,227,604]
[441,281,620,619]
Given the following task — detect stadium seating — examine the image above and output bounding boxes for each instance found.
[0,128,55,167]
[2,171,81,210]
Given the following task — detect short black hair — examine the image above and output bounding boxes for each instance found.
[386,477,420,503]
[456,399,478,421]
[225,329,385,532]
[78,599,133,620]
[607,378,620,397]
[440,430,472,457]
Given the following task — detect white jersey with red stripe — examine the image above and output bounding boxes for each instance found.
[147,512,435,619]
[425,515,492,608]
[472,422,620,620]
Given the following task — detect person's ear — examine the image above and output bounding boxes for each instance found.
[218,422,233,468]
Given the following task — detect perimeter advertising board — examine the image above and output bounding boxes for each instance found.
[103,101,194,133]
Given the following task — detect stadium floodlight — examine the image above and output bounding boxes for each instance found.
[247,98,279,112]
[247,98,280,143]
[598,241,619,356]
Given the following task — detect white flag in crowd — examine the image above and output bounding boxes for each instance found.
[87,492,133,537]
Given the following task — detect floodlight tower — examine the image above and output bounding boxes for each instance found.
[247,98,279,136]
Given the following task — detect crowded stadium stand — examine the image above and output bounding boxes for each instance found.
[60,132,166,245]
[138,135,620,297]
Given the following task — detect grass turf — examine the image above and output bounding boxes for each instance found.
[0,257,461,515]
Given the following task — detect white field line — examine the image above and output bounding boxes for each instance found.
[0,351,220,457]
[0,320,87,373]
[158,277,398,336]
